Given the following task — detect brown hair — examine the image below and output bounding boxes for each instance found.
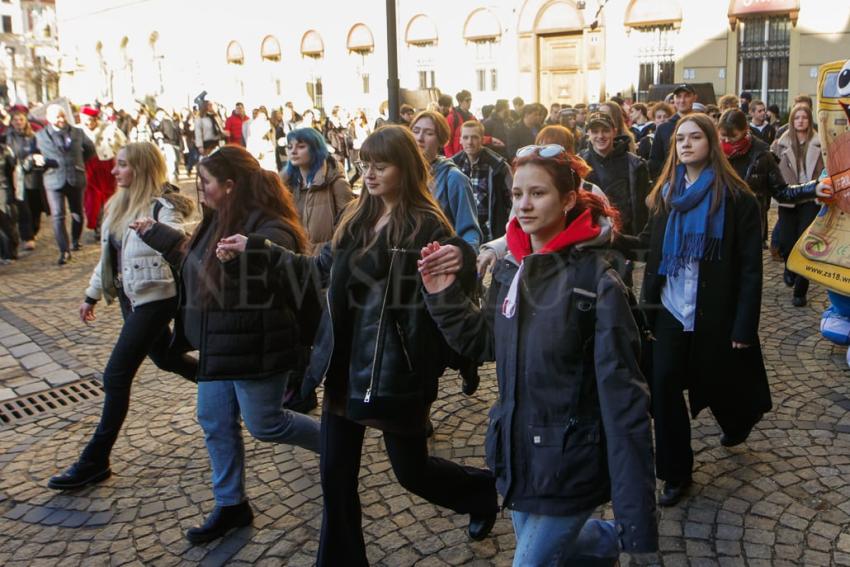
[599,100,635,152]
[718,94,739,111]
[461,120,484,136]
[332,125,452,252]
[651,102,674,120]
[195,146,309,304]
[788,103,816,175]
[410,110,450,146]
[647,113,751,214]
[9,110,33,137]
[718,109,749,134]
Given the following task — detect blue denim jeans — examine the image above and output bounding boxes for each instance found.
[511,509,619,567]
[197,377,321,506]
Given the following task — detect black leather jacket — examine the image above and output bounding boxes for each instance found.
[244,216,476,422]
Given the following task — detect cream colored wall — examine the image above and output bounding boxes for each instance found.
[55,0,850,114]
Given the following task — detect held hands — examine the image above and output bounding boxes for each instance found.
[79,302,95,325]
[815,179,834,201]
[418,242,460,294]
[216,234,248,263]
[476,249,498,277]
[490,137,506,149]
[129,217,156,236]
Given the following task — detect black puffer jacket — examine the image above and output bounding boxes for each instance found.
[244,215,477,423]
[425,245,657,554]
[581,137,651,235]
[142,209,316,381]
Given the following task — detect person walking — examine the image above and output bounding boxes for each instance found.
[7,108,47,251]
[411,110,482,249]
[194,101,225,157]
[35,104,96,265]
[419,145,658,566]
[648,84,697,179]
[47,142,198,491]
[283,127,356,255]
[216,126,499,567]
[81,105,126,241]
[641,113,769,507]
[132,145,321,543]
[772,103,824,307]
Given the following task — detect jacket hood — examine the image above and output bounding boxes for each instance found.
[505,211,615,266]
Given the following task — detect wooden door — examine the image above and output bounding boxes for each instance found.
[538,34,583,107]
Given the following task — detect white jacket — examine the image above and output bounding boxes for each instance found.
[85,198,186,309]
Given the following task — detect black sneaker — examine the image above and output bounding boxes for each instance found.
[47,460,111,490]
[186,502,253,544]
[460,360,480,396]
[468,510,497,541]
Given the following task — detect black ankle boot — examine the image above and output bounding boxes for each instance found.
[468,510,497,540]
[186,502,253,544]
[47,460,111,490]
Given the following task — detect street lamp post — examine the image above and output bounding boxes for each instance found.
[386,0,400,123]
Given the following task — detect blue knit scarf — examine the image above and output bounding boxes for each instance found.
[658,165,725,277]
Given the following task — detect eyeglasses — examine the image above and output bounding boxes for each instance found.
[515,144,566,159]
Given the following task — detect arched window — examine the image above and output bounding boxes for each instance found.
[261,35,281,62]
[301,30,324,58]
[347,23,374,54]
[464,8,501,43]
[226,41,244,65]
[464,8,502,93]
[405,14,438,46]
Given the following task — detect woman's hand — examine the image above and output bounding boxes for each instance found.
[419,242,456,294]
[216,234,248,263]
[417,243,463,276]
[129,217,156,235]
[732,341,751,349]
[79,302,96,325]
[476,249,498,277]
[815,180,834,201]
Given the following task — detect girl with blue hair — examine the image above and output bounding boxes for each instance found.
[283,127,354,255]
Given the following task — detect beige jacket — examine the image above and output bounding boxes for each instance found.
[773,131,823,207]
[85,198,187,308]
[286,161,355,254]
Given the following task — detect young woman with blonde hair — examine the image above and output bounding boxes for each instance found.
[48,142,197,490]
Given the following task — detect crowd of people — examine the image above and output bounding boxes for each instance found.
[0,82,830,565]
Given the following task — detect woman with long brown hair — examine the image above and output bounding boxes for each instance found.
[772,103,824,306]
[130,145,321,544]
[599,99,636,153]
[217,125,499,566]
[642,113,769,507]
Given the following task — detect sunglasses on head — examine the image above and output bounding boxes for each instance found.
[515,144,566,159]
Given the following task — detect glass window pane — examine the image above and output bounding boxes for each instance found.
[491,68,498,91]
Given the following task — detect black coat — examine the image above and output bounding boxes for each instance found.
[425,246,657,553]
[507,122,535,159]
[142,210,315,381]
[581,139,650,236]
[245,215,477,426]
[639,187,771,421]
[648,114,681,180]
[482,115,510,160]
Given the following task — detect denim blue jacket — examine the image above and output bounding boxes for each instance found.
[430,156,482,250]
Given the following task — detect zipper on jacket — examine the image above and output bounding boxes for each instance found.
[364,249,396,402]
[319,263,335,381]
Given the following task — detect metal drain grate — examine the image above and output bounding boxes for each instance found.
[0,379,104,426]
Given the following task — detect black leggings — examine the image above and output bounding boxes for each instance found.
[80,290,197,464]
[317,410,497,566]
[777,202,820,298]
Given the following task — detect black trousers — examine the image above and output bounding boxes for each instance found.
[651,308,695,483]
[777,202,820,298]
[17,186,48,241]
[80,290,197,464]
[317,410,498,567]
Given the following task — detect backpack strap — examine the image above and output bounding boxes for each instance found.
[153,199,163,222]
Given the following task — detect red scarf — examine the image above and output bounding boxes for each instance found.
[721,133,753,159]
[506,209,601,263]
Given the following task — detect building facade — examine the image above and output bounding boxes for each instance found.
[55,0,850,116]
[0,0,59,105]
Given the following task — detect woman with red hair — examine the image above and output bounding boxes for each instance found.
[420,145,657,565]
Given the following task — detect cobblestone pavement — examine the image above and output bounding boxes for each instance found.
[1,202,850,566]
